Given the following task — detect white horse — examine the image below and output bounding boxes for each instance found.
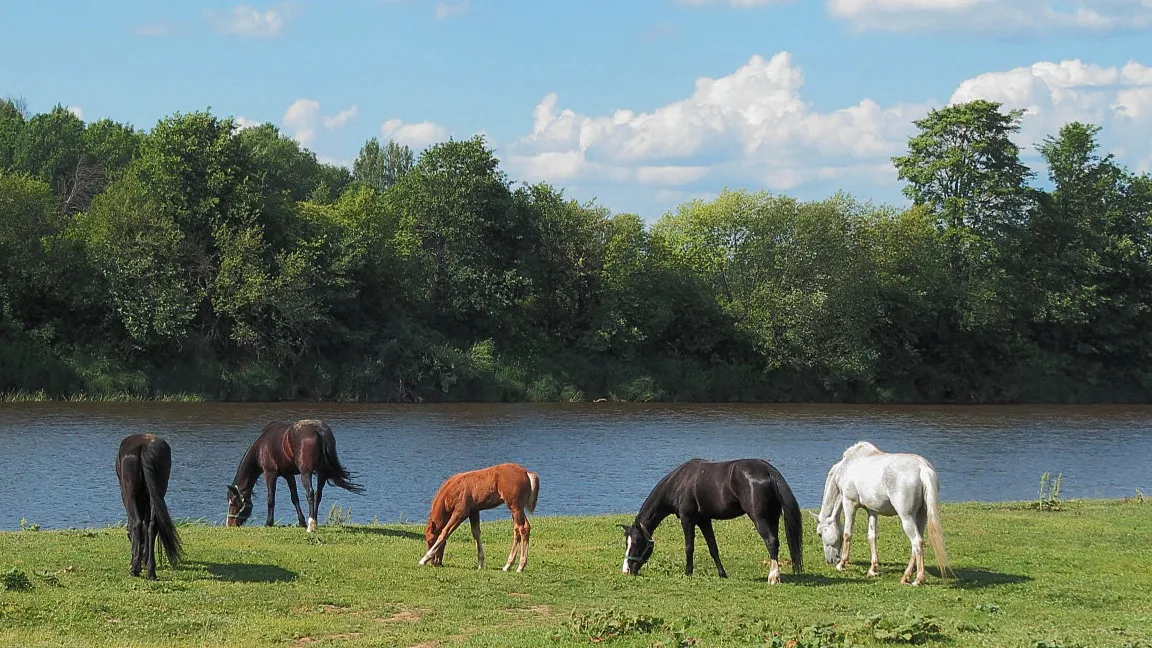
[813,441,951,585]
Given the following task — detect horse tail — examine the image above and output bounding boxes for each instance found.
[141,438,182,567]
[317,424,365,495]
[526,471,540,514]
[771,470,804,574]
[920,463,952,582]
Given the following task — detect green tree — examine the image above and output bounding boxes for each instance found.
[0,97,27,169]
[353,137,413,191]
[388,136,528,340]
[893,99,1033,235]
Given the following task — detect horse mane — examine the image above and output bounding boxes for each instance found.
[232,421,281,489]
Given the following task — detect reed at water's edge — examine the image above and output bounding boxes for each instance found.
[1,499,1149,647]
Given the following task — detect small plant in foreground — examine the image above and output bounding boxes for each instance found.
[1034,472,1063,511]
[559,608,667,642]
[19,517,41,532]
[326,504,353,528]
[2,567,33,591]
[856,614,945,645]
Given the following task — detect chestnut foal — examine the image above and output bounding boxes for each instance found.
[418,463,540,572]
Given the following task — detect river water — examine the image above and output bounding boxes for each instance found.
[1,403,1149,530]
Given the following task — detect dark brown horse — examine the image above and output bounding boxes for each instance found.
[621,458,803,584]
[419,463,540,572]
[226,419,364,532]
[116,434,182,580]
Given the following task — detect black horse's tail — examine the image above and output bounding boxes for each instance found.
[317,425,365,494]
[771,470,804,574]
[141,439,182,566]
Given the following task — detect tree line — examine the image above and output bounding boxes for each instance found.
[1,97,1150,402]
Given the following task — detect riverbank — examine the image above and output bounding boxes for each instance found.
[2,500,1149,647]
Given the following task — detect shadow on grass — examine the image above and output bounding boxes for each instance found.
[341,526,425,540]
[187,561,298,583]
[946,567,1032,590]
[756,573,864,587]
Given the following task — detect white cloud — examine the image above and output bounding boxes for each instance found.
[505,52,1152,201]
[235,116,262,130]
[949,58,1152,167]
[322,105,358,130]
[281,99,357,146]
[636,166,710,185]
[828,0,1152,33]
[317,155,351,168]
[66,106,83,120]
[509,52,928,192]
[283,99,320,145]
[381,118,449,149]
[205,3,292,38]
[434,0,470,20]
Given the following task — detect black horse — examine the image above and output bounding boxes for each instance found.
[621,458,803,583]
[116,434,182,580]
[227,419,364,532]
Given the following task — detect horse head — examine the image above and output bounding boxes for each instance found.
[619,522,654,576]
[813,510,843,565]
[226,484,253,527]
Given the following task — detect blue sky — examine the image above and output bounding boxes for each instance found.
[2,0,1151,220]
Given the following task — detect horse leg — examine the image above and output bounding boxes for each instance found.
[697,518,727,579]
[145,507,158,580]
[264,472,278,527]
[679,515,696,576]
[837,500,859,572]
[510,506,531,573]
[866,511,881,577]
[898,512,925,585]
[469,511,484,570]
[300,472,317,533]
[751,515,782,584]
[419,511,468,566]
[314,477,327,526]
[285,476,307,527]
[503,525,521,572]
[121,481,144,577]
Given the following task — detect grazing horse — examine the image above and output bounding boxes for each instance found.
[226,419,364,532]
[116,434,182,580]
[621,458,803,584]
[418,463,540,572]
[814,441,951,585]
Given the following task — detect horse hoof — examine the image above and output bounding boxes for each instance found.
[306,518,317,533]
[835,563,847,572]
[867,569,880,577]
[767,574,781,585]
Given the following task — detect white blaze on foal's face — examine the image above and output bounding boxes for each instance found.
[622,536,632,574]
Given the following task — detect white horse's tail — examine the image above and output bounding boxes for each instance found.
[526,471,540,514]
[920,464,952,582]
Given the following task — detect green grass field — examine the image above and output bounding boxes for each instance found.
[2,499,1150,647]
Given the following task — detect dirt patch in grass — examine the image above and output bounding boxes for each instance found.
[292,633,363,647]
[378,609,423,623]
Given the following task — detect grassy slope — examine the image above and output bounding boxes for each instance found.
[1,500,1150,648]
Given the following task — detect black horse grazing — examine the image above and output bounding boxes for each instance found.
[116,434,182,580]
[621,458,803,583]
[227,419,364,532]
